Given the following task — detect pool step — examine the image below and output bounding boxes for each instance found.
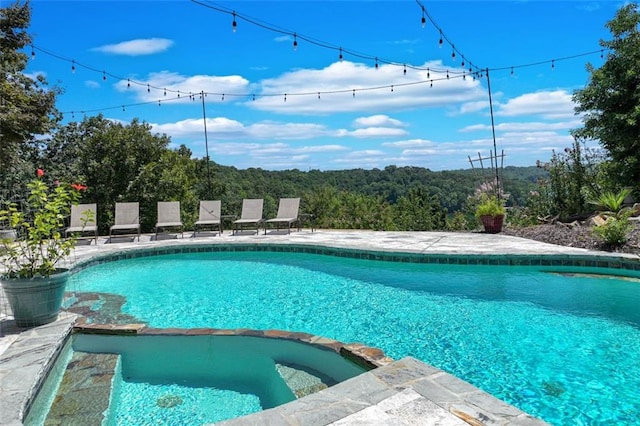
[276,363,335,398]
[44,351,119,426]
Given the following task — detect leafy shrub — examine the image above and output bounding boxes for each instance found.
[475,194,506,218]
[592,211,633,246]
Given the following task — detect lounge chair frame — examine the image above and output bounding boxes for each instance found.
[232,199,264,235]
[109,202,141,242]
[193,200,222,236]
[155,201,184,238]
[264,197,300,234]
[65,203,98,244]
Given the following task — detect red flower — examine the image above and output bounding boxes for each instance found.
[36,168,45,177]
[71,183,88,191]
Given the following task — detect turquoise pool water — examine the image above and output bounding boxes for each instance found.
[68,251,640,425]
[26,333,366,425]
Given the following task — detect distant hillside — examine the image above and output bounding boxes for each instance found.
[208,163,546,214]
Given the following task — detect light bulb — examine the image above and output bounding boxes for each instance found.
[339,47,343,62]
[421,15,426,28]
[293,34,297,51]
[232,12,237,32]
[71,61,75,74]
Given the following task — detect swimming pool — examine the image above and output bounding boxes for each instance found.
[64,248,640,425]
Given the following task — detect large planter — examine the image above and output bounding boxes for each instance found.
[480,215,504,234]
[1,269,70,327]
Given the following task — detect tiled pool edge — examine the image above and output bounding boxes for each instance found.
[0,313,77,426]
[69,241,640,275]
[0,318,548,426]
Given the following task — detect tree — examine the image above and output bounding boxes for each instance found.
[0,0,61,190]
[572,2,640,193]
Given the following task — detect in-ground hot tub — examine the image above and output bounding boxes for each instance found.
[25,330,372,425]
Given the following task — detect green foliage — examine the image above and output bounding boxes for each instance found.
[446,211,473,231]
[589,188,632,215]
[592,211,633,246]
[535,139,606,220]
[474,194,506,218]
[0,175,81,278]
[0,1,61,189]
[572,2,640,195]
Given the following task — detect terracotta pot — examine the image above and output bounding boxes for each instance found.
[1,269,70,327]
[480,215,504,234]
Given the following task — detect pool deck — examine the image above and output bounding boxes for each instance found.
[1,229,638,425]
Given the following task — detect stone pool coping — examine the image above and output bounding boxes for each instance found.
[0,318,546,426]
[3,229,639,424]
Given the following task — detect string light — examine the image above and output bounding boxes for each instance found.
[339,47,343,61]
[31,46,35,60]
[403,64,407,75]
[375,57,379,69]
[293,33,298,51]
[102,71,106,81]
[71,60,75,73]
[421,6,426,27]
[190,0,477,75]
[438,30,443,48]
[451,46,456,61]
[232,11,237,32]
[551,59,555,70]
[127,79,130,88]
[147,84,150,93]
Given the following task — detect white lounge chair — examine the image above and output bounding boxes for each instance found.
[264,197,300,234]
[232,199,264,235]
[194,200,222,236]
[155,201,184,238]
[109,202,140,242]
[65,203,98,244]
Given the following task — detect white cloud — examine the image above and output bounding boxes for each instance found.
[350,127,409,138]
[249,60,486,114]
[116,71,251,102]
[92,38,174,56]
[84,80,100,89]
[459,100,489,115]
[151,117,336,141]
[496,90,576,119]
[353,115,404,128]
[460,119,582,133]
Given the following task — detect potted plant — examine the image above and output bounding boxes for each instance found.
[0,169,87,327]
[475,193,506,233]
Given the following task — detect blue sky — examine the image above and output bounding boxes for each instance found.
[24,1,622,171]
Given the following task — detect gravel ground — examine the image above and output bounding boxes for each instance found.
[502,220,640,256]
